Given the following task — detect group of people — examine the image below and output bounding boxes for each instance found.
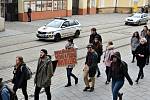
[0,26,149,100]
[131,25,150,84]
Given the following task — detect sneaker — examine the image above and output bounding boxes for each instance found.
[89,87,94,92]
[65,84,71,87]
[105,81,109,85]
[83,87,90,91]
[75,78,78,84]
[141,75,144,79]
[131,61,134,63]
[118,93,123,100]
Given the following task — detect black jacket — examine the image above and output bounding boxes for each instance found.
[93,42,103,63]
[135,44,148,67]
[108,52,133,85]
[12,63,27,92]
[89,33,102,43]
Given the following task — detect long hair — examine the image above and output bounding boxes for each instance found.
[132,31,140,40]
[16,56,24,64]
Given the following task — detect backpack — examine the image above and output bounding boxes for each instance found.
[21,66,32,80]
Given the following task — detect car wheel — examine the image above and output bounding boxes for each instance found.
[74,30,80,38]
[54,34,61,42]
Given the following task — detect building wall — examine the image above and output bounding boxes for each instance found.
[0,17,5,31]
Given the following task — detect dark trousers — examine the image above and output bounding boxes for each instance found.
[137,66,144,81]
[34,86,51,100]
[132,50,136,62]
[105,66,111,81]
[146,55,149,64]
[15,81,28,100]
[112,80,124,100]
[66,68,77,84]
[96,66,101,76]
[27,13,31,22]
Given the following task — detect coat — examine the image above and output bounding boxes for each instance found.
[108,52,133,85]
[131,37,140,51]
[104,45,115,67]
[34,56,53,87]
[93,42,103,63]
[12,63,27,92]
[89,33,102,43]
[135,44,148,67]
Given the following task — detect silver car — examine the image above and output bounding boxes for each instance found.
[36,18,81,41]
[125,13,149,25]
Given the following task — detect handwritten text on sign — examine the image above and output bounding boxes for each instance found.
[54,48,77,67]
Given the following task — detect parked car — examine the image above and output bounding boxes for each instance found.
[125,13,149,25]
[36,18,81,41]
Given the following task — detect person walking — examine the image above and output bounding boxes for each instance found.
[12,56,28,100]
[27,7,32,22]
[103,41,115,84]
[83,44,98,92]
[93,36,103,77]
[131,31,140,63]
[65,38,78,87]
[34,49,53,100]
[135,38,148,84]
[89,28,102,44]
[140,26,148,38]
[108,52,133,100]
[145,29,150,65]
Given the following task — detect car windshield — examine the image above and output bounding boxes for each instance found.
[132,14,141,18]
[46,20,62,28]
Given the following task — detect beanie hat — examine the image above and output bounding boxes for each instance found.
[41,49,48,55]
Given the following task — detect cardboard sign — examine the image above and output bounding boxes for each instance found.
[54,48,77,67]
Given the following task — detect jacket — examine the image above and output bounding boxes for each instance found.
[93,42,103,63]
[34,56,53,87]
[135,44,148,67]
[104,45,115,67]
[108,52,133,85]
[12,63,27,92]
[0,84,10,100]
[131,37,140,51]
[89,33,102,43]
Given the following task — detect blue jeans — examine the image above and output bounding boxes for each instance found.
[112,79,124,100]
[66,68,77,84]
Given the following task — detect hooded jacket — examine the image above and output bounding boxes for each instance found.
[104,45,115,67]
[34,56,53,87]
[108,52,133,85]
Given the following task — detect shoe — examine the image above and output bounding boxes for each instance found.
[131,61,134,63]
[118,93,123,100]
[89,87,94,92]
[135,80,138,84]
[65,84,71,87]
[105,81,109,85]
[141,75,144,79]
[97,74,100,77]
[146,63,149,65]
[75,78,78,84]
[83,87,90,91]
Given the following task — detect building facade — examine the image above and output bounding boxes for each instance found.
[0,0,5,31]
[1,0,149,22]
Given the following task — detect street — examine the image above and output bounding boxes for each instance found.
[0,14,150,100]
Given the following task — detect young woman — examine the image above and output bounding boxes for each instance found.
[12,56,28,100]
[141,26,148,38]
[103,41,115,84]
[65,38,78,87]
[108,52,133,100]
[93,36,103,77]
[135,38,148,84]
[131,31,140,63]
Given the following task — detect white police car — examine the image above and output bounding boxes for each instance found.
[36,18,81,41]
[125,13,149,25]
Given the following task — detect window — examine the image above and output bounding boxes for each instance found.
[42,0,47,11]
[62,21,70,27]
[47,0,53,11]
[36,0,42,11]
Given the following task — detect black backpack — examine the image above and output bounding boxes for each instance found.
[21,66,32,80]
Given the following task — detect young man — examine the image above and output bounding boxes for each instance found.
[27,7,32,22]
[34,49,53,100]
[83,44,98,92]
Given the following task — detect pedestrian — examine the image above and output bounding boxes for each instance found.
[89,28,102,44]
[34,49,53,100]
[131,31,140,63]
[12,56,28,100]
[141,26,148,38]
[27,7,32,22]
[93,36,103,77]
[108,52,133,100]
[83,44,98,92]
[141,7,144,13]
[135,38,148,84]
[65,38,78,87]
[145,29,150,65]
[0,78,11,100]
[103,41,115,84]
